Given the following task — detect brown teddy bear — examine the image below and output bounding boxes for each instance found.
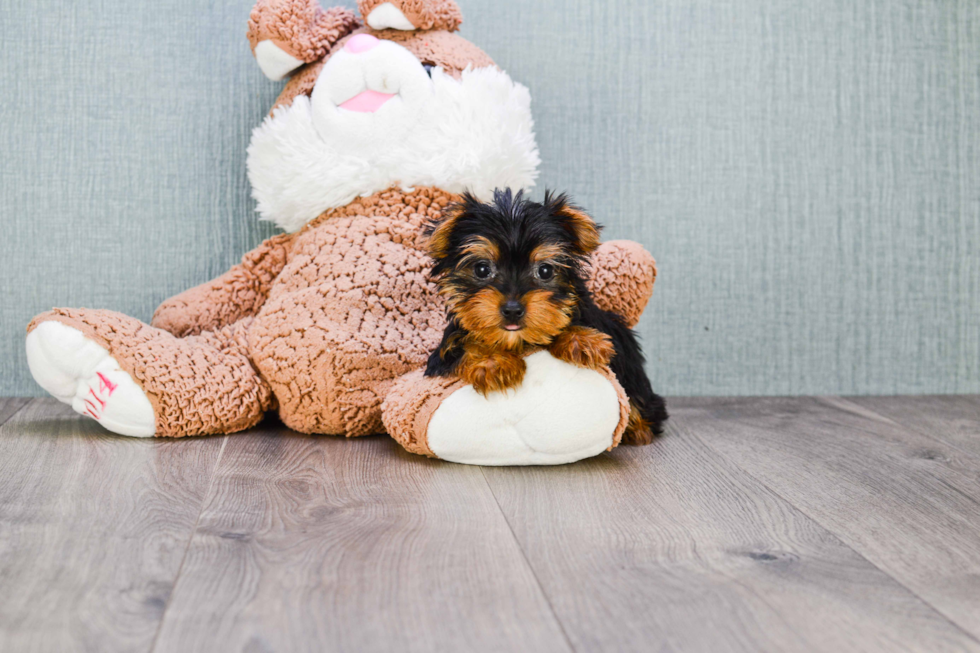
[25,0,659,466]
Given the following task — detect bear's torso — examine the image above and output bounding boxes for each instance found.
[246,187,455,435]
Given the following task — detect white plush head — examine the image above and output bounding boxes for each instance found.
[247,30,541,233]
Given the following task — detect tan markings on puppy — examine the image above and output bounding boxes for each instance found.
[529,243,567,264]
[520,289,576,346]
[622,402,655,446]
[436,279,466,315]
[557,206,602,256]
[453,287,514,348]
[427,204,464,260]
[458,347,527,396]
[439,328,467,359]
[459,237,500,267]
[549,326,614,370]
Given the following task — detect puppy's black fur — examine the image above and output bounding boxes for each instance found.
[424,189,667,442]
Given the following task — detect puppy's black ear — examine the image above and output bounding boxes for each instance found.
[425,205,460,262]
[425,192,480,273]
[544,191,602,256]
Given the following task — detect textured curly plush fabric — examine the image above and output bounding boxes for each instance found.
[27,309,275,437]
[247,0,360,61]
[586,240,658,329]
[247,188,454,436]
[357,0,463,32]
[363,29,494,76]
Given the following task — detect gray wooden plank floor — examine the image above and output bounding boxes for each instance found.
[849,395,980,458]
[0,396,979,653]
[153,432,569,653]
[0,400,223,653]
[678,396,980,643]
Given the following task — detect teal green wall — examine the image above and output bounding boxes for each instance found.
[2,0,978,397]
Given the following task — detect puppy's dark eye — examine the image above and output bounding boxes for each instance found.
[535,263,555,281]
[422,63,435,78]
[474,261,494,280]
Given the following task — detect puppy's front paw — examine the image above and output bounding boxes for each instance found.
[459,351,526,396]
[549,327,614,370]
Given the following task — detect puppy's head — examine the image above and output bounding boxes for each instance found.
[426,189,602,350]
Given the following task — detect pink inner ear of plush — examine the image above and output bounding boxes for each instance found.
[339,90,396,112]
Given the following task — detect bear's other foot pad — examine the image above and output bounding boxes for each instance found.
[26,321,156,438]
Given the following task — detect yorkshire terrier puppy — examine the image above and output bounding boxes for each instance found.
[424,189,668,445]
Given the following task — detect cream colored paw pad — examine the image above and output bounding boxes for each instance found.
[254,40,304,81]
[366,3,416,31]
[426,351,621,466]
[26,321,156,438]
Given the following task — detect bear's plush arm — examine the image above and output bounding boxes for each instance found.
[587,240,658,329]
[151,233,295,338]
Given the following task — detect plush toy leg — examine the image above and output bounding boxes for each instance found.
[253,315,420,438]
[382,351,631,466]
[26,309,274,438]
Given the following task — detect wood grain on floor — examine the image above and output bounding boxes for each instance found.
[0,400,224,653]
[152,431,569,653]
[0,397,978,653]
[482,427,978,653]
[677,396,980,644]
[849,395,980,458]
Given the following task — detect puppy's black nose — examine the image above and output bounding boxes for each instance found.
[501,301,526,322]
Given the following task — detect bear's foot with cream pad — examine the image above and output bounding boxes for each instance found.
[26,321,156,438]
[383,350,630,466]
